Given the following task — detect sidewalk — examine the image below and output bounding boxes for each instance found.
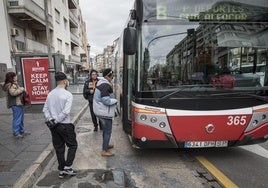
[32,101,212,188]
[0,84,88,188]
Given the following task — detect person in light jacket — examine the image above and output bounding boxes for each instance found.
[43,72,77,178]
[93,68,117,157]
[2,72,30,138]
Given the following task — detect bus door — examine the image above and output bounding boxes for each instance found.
[122,55,135,134]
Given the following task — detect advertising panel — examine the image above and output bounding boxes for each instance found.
[21,57,50,104]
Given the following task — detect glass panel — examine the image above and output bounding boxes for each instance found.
[139,0,268,92]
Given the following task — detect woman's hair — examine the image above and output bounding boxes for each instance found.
[4,72,16,86]
[89,69,98,77]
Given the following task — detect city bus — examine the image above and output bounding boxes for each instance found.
[113,0,268,148]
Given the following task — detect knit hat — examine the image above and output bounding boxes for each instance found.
[55,72,67,81]
[103,68,113,77]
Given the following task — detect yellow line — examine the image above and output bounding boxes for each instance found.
[196,156,239,188]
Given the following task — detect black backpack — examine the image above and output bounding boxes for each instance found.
[83,80,90,100]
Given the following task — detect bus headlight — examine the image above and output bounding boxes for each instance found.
[150,117,157,123]
[252,120,258,127]
[140,115,147,121]
[159,122,166,128]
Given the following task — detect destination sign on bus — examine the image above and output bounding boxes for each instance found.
[156,0,267,22]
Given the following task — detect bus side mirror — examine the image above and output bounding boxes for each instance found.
[123,27,137,55]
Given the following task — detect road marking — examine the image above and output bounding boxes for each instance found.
[239,144,268,159]
[196,156,238,188]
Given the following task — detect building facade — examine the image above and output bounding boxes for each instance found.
[0,0,89,88]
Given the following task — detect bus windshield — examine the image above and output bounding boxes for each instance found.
[139,0,268,92]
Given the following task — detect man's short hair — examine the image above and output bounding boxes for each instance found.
[55,72,67,81]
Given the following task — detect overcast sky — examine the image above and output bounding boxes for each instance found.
[79,0,134,56]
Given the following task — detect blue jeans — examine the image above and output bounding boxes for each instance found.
[11,105,25,136]
[99,118,112,151]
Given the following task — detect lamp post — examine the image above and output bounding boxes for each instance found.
[44,0,55,89]
[87,44,91,70]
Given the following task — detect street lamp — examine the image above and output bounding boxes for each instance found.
[87,44,91,69]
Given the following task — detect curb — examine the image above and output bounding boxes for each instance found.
[13,103,88,188]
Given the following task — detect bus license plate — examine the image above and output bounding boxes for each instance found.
[184,141,228,148]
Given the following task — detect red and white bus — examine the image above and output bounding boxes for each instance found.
[113,0,268,148]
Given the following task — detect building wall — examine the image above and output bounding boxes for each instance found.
[0,0,12,70]
[0,0,88,89]
[52,0,71,59]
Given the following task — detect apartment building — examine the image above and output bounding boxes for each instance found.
[0,0,88,86]
[94,40,118,72]
[95,53,104,72]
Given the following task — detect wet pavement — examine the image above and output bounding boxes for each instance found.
[32,105,221,188]
[1,84,221,188]
[0,84,87,188]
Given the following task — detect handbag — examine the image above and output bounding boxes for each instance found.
[21,91,31,105]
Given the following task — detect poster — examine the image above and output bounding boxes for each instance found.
[21,57,50,104]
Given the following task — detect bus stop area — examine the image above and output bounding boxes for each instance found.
[0,84,218,188]
[0,85,88,188]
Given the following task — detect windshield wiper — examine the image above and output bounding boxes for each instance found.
[147,31,187,48]
[155,84,212,104]
[210,92,268,102]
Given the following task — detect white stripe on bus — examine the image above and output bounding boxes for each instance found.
[167,108,252,116]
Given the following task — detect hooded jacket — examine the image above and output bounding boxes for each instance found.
[3,83,24,108]
[93,77,117,119]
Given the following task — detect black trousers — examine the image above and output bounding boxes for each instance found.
[89,101,101,128]
[50,123,78,171]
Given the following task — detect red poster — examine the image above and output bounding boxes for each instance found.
[21,57,51,104]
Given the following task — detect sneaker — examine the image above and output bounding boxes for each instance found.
[63,166,77,176]
[14,134,24,139]
[58,171,67,178]
[93,127,98,132]
[22,131,31,136]
[101,150,115,157]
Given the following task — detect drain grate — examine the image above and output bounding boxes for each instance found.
[0,160,18,172]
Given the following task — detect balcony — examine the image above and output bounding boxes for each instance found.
[7,0,52,30]
[68,0,78,9]
[69,11,79,28]
[68,54,81,64]
[70,33,79,46]
[25,38,55,53]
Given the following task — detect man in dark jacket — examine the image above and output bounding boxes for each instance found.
[83,69,102,131]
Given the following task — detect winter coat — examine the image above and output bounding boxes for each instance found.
[3,83,24,108]
[93,77,117,119]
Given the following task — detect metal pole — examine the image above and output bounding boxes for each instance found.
[87,44,91,70]
[44,0,55,89]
